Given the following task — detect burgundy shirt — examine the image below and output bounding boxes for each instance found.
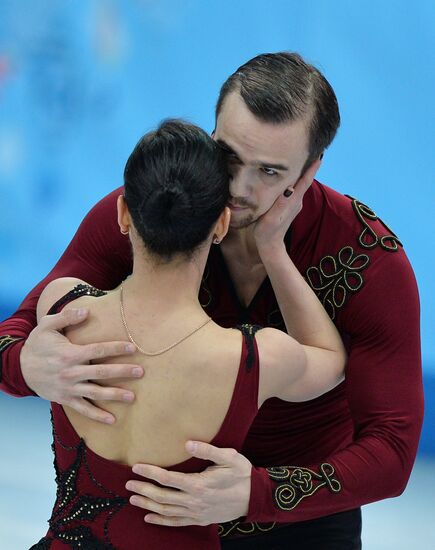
[0,180,423,536]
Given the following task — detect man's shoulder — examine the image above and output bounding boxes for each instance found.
[294,181,410,322]
[309,180,403,256]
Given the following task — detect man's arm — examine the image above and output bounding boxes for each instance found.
[245,250,422,522]
[124,247,422,527]
[0,188,144,422]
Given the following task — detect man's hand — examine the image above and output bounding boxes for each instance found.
[254,159,321,253]
[21,307,143,424]
[126,441,252,527]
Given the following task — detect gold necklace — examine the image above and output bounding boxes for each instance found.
[119,285,212,356]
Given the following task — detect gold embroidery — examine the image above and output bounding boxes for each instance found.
[0,335,23,354]
[305,246,370,320]
[218,520,276,538]
[267,463,341,512]
[348,196,402,252]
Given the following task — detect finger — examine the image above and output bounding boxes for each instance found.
[67,397,115,424]
[144,514,201,527]
[126,480,191,506]
[186,441,238,466]
[296,158,322,193]
[131,464,192,492]
[65,363,144,383]
[74,383,135,403]
[129,495,191,518]
[39,307,89,331]
[78,341,136,363]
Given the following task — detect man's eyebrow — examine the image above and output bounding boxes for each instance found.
[216,139,289,171]
[216,139,237,155]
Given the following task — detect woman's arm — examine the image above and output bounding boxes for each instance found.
[256,244,346,404]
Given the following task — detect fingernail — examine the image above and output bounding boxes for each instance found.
[125,343,136,353]
[105,416,114,425]
[77,308,87,317]
[132,367,143,377]
[283,189,293,198]
[125,481,133,491]
[123,393,134,402]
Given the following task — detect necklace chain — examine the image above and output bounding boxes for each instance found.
[119,285,212,356]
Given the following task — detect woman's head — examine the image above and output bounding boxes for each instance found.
[120,119,230,263]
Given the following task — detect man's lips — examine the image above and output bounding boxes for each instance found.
[228,202,248,210]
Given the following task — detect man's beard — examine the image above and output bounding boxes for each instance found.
[229,211,257,229]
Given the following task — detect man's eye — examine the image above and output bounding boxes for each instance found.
[262,167,277,176]
[227,153,241,163]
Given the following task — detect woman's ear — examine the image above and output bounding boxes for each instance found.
[117,195,130,235]
[213,207,231,244]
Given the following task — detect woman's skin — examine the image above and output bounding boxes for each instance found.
[37,171,345,516]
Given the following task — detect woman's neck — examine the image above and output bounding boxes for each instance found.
[121,247,208,319]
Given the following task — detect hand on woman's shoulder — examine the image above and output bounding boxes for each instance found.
[36,277,89,322]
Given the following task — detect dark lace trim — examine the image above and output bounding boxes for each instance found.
[47,412,128,548]
[236,324,262,372]
[47,284,107,316]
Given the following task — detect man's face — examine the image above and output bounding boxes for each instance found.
[214,92,310,229]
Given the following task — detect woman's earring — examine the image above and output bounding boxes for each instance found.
[213,237,221,244]
[121,228,129,235]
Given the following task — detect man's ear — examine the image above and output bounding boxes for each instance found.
[117,195,130,235]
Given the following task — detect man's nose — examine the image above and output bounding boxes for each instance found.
[229,167,251,198]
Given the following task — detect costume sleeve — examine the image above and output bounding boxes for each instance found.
[0,188,130,397]
[245,249,423,522]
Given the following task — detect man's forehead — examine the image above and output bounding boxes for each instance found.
[215,92,309,164]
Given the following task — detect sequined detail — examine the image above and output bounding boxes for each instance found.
[236,324,262,372]
[47,284,107,316]
[347,195,403,252]
[38,412,128,548]
[266,463,341,511]
[305,246,370,320]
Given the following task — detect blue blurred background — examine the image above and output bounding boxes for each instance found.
[0,1,434,548]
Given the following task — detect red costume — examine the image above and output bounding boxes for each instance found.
[31,284,260,549]
[0,180,423,544]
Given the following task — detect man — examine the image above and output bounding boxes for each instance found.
[0,52,422,549]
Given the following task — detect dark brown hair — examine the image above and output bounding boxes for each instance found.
[124,119,229,262]
[216,52,340,173]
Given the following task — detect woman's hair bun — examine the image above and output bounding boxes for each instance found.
[124,119,229,261]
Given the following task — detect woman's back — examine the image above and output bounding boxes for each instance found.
[59,284,251,467]
[33,281,260,549]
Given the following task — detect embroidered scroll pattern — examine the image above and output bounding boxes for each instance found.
[348,196,403,252]
[0,335,24,381]
[305,246,370,320]
[0,334,23,354]
[267,463,341,512]
[219,520,277,538]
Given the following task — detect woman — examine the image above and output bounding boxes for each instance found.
[32,120,346,549]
